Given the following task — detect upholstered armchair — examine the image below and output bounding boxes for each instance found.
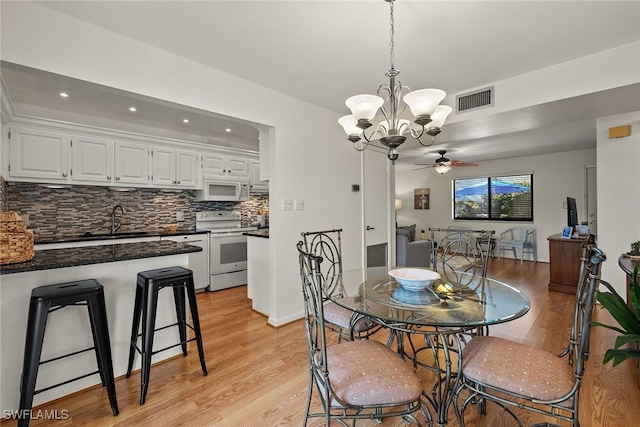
[396,224,431,267]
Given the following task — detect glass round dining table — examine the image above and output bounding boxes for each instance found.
[326,266,531,426]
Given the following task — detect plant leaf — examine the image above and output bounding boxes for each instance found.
[614,334,640,348]
[591,320,627,334]
[597,282,640,333]
[603,348,640,366]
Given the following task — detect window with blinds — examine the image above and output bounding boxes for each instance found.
[453,174,533,221]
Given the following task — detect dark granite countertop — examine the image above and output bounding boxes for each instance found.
[0,241,202,275]
[244,229,269,239]
[35,229,209,245]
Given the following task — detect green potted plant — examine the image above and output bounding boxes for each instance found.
[627,241,640,259]
[592,264,640,366]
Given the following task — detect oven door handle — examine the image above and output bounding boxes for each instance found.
[211,232,246,237]
[236,182,241,200]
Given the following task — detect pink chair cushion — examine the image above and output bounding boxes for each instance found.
[324,340,423,407]
[324,301,376,333]
[462,336,575,404]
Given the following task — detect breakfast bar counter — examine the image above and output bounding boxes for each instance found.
[0,241,202,411]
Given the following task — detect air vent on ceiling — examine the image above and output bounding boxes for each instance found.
[456,86,494,113]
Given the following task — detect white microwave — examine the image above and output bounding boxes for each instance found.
[196,177,250,201]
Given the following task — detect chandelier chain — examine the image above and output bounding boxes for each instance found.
[389,0,395,70]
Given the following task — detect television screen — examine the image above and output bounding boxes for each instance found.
[567,197,578,228]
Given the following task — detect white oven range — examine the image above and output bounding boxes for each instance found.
[196,210,256,291]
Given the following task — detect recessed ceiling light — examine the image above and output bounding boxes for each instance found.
[225,128,231,132]
[129,107,137,112]
[59,92,69,98]
[183,119,189,123]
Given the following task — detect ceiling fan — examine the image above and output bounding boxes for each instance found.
[414,150,479,174]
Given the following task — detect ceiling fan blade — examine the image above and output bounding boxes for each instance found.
[413,165,434,171]
[450,160,479,167]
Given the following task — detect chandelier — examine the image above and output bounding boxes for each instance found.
[338,0,452,163]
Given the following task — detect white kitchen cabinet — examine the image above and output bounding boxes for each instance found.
[114,141,150,185]
[71,135,114,183]
[246,234,270,316]
[152,147,199,188]
[160,234,210,290]
[8,127,70,181]
[249,160,268,192]
[202,153,249,178]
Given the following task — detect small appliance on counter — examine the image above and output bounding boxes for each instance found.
[196,211,257,291]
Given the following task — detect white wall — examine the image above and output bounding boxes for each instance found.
[0,1,362,326]
[395,148,597,263]
[596,111,640,296]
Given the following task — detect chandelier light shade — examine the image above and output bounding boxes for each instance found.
[434,163,452,174]
[339,0,452,163]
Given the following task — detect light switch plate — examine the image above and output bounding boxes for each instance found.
[176,211,185,221]
[282,199,293,210]
[295,199,304,211]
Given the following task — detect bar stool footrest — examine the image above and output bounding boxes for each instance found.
[34,370,100,395]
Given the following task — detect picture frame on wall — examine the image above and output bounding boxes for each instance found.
[414,188,430,210]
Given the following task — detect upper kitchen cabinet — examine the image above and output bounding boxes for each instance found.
[202,153,249,179]
[250,160,268,193]
[151,147,199,188]
[8,127,70,181]
[114,141,150,186]
[71,135,114,184]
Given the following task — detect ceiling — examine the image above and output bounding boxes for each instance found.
[3,1,640,167]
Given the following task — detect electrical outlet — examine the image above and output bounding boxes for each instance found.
[282,199,293,211]
[176,211,185,221]
[21,214,30,226]
[295,199,304,211]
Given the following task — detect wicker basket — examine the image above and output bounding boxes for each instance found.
[0,211,26,233]
[0,212,34,265]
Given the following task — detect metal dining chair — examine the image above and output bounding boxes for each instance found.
[454,244,606,427]
[301,229,380,341]
[436,229,489,287]
[297,241,426,426]
[498,226,537,264]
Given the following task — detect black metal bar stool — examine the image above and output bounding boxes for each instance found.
[126,266,207,404]
[19,279,119,427]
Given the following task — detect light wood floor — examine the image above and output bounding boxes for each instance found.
[7,259,640,426]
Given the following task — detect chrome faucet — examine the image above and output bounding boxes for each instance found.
[111,204,127,234]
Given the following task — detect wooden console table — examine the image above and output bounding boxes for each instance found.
[547,233,589,294]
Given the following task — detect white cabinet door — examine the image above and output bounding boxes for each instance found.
[202,153,249,178]
[114,141,150,185]
[202,153,225,175]
[9,127,70,181]
[152,146,176,187]
[175,149,199,187]
[249,160,268,191]
[71,135,114,183]
[152,147,199,188]
[226,156,250,178]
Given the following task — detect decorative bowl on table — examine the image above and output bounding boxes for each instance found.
[389,268,441,291]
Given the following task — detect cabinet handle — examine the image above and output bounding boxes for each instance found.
[106,176,111,180]
[62,172,68,177]
[115,176,120,181]
[177,180,181,184]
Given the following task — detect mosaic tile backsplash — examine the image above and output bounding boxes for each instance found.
[4,181,269,242]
